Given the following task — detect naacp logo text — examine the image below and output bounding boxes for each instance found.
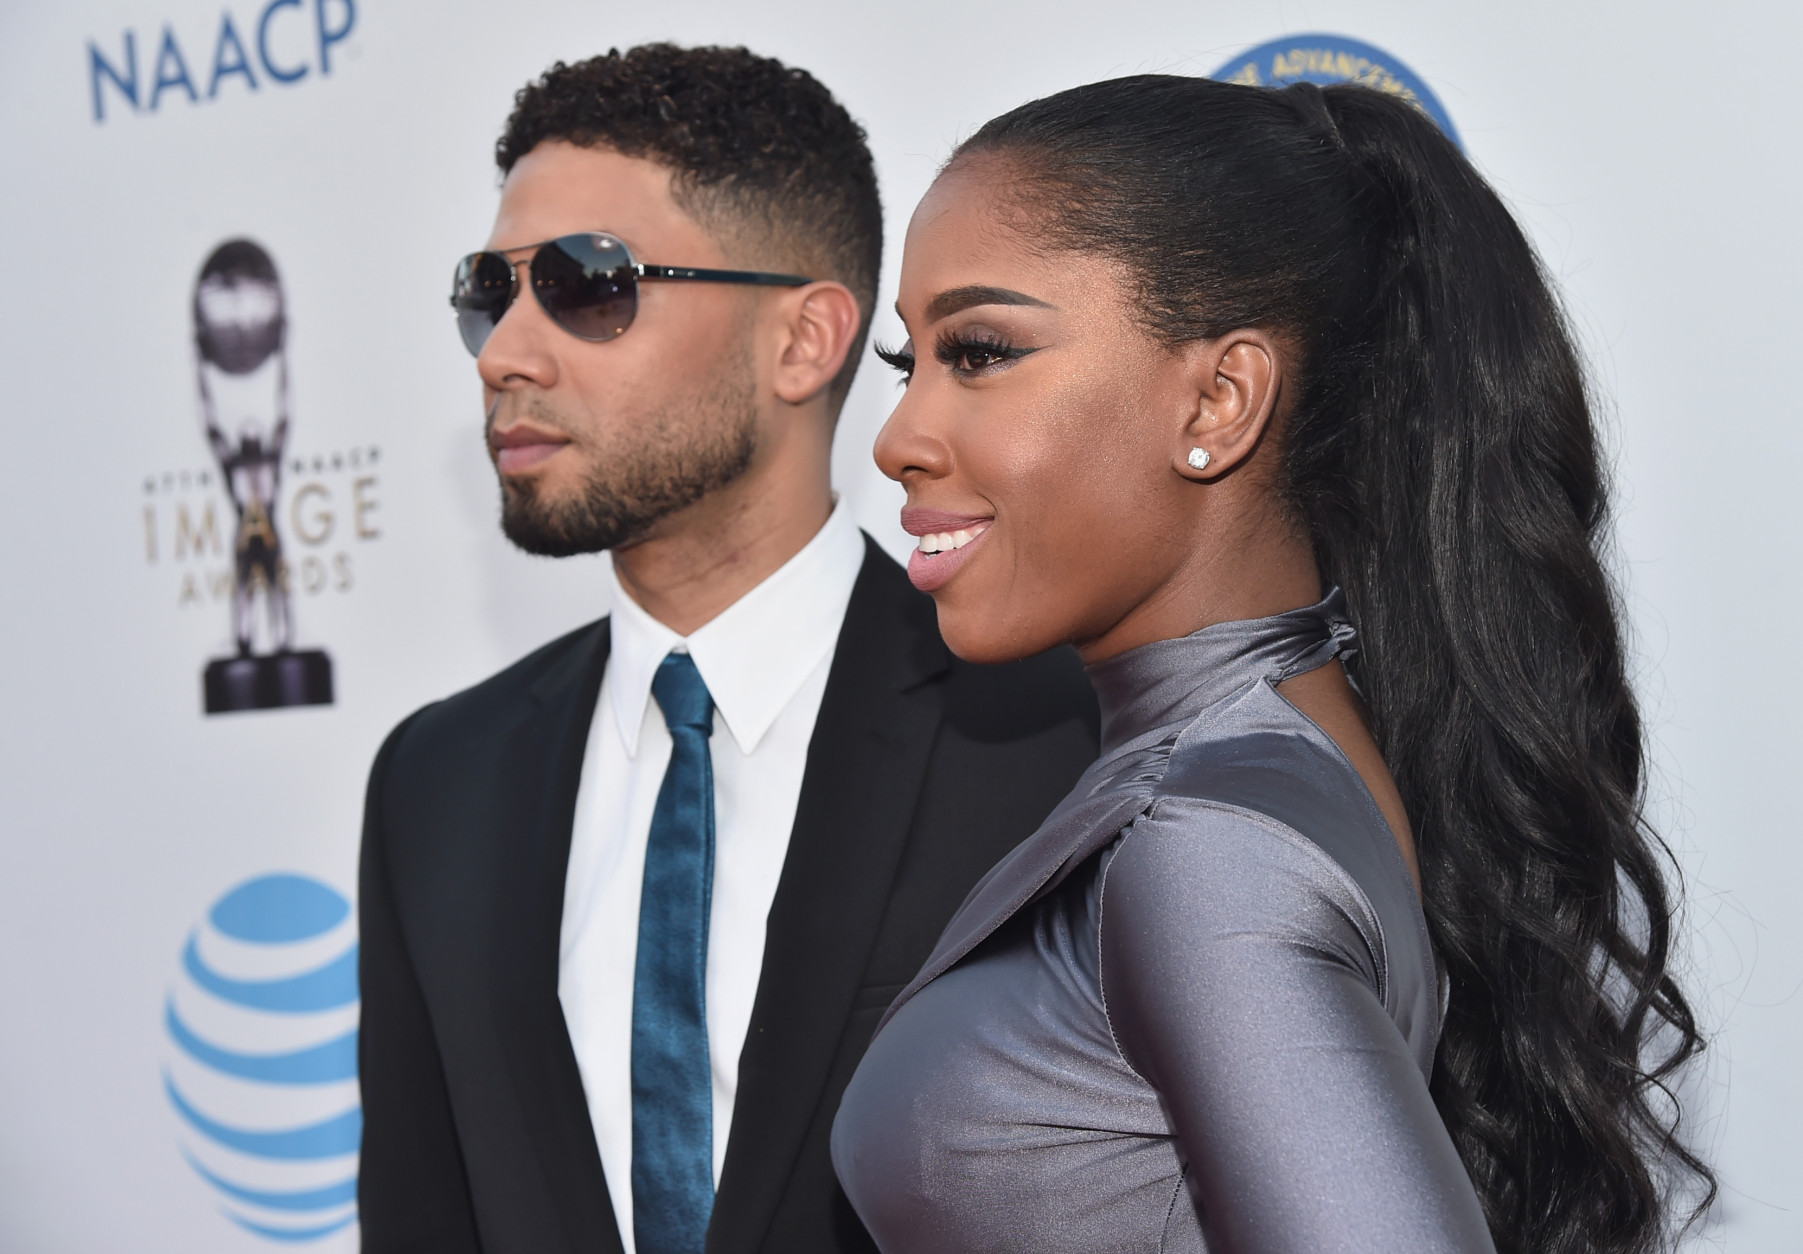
[88,0,357,123]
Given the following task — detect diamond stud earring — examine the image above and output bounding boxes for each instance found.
[1187,447,1212,472]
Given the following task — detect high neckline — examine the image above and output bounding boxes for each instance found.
[1084,590,1357,755]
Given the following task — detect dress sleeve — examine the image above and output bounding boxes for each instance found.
[1098,795,1495,1253]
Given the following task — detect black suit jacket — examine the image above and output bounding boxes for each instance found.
[358,537,1099,1254]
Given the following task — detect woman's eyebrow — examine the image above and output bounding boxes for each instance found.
[922,285,1056,322]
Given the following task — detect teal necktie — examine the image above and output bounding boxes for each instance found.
[632,652,716,1254]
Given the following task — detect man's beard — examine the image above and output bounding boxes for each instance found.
[496,377,758,558]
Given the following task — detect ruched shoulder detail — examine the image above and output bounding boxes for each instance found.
[1099,795,1389,1037]
[1098,796,1493,1252]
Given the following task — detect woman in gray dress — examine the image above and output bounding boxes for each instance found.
[830,76,1710,1253]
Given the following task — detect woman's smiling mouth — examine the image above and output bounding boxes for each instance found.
[901,508,994,592]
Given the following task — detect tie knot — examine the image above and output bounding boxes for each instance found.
[651,652,714,735]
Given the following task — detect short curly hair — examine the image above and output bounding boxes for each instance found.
[498,44,882,403]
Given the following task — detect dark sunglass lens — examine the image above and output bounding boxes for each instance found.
[532,234,636,342]
[452,252,515,356]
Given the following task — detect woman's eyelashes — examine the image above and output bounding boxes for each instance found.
[934,328,1036,377]
[873,329,1039,384]
[875,340,917,380]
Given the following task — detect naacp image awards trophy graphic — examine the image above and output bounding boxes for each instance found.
[194,240,333,713]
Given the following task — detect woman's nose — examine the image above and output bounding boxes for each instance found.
[873,390,952,485]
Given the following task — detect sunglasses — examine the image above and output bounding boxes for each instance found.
[450,231,813,356]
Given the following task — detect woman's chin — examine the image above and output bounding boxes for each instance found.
[932,603,1058,666]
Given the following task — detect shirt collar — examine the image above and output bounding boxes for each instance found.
[606,500,866,757]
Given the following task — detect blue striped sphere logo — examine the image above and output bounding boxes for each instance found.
[164,873,359,1243]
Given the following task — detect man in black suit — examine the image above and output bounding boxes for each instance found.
[357,44,1096,1254]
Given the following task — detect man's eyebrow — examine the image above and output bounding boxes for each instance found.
[923,285,1055,322]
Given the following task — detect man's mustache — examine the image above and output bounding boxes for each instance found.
[484,394,580,459]
[485,393,561,434]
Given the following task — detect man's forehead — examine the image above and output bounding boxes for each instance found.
[487,142,698,254]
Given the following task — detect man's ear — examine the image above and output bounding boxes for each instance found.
[1170,330,1282,481]
[771,281,863,406]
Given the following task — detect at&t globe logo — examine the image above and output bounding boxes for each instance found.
[164,874,360,1243]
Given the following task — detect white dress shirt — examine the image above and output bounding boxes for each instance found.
[558,502,866,1253]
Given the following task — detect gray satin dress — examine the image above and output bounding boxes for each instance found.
[830,593,1494,1252]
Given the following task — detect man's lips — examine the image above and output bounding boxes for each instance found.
[900,507,995,594]
[489,423,570,474]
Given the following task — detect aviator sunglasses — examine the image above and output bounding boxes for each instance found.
[450,231,813,356]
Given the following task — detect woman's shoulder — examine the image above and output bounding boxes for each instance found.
[1104,680,1440,1045]
[1161,680,1416,900]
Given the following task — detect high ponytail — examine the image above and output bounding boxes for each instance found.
[959,75,1712,1252]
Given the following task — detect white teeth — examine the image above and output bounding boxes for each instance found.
[916,525,989,555]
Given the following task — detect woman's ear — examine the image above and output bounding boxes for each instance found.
[1171,330,1281,481]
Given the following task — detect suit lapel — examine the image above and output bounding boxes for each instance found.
[709,539,949,1254]
[487,619,626,1254]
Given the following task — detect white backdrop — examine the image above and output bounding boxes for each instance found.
[1,1,1798,1248]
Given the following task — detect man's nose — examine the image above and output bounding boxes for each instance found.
[477,287,561,393]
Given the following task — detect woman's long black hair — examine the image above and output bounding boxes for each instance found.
[957,76,1712,1252]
